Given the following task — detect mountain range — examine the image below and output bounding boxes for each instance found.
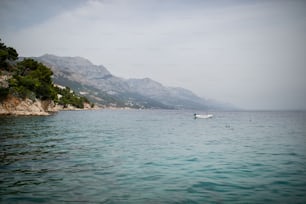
[34,54,233,110]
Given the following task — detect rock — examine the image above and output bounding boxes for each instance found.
[0,75,11,88]
[0,95,56,115]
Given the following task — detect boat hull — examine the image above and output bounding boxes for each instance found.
[194,114,213,119]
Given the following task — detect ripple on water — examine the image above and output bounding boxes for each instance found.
[1,111,306,203]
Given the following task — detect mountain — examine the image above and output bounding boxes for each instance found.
[35,54,232,110]
[126,78,211,109]
[34,54,124,93]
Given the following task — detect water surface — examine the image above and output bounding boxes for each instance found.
[1,110,306,203]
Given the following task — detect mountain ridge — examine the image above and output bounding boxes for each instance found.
[35,54,233,110]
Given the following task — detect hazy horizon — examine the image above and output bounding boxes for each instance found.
[1,0,306,110]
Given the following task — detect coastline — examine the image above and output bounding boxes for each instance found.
[0,95,100,116]
[0,95,136,116]
[0,96,54,116]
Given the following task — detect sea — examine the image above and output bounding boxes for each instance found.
[0,110,306,203]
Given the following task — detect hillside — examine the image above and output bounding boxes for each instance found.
[0,40,92,115]
[36,54,232,110]
[1,37,233,112]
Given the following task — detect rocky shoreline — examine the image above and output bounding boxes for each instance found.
[0,95,95,116]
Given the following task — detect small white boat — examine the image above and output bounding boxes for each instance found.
[194,114,213,119]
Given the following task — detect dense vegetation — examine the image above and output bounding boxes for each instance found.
[0,38,91,108]
[0,39,18,70]
[9,58,57,100]
[54,86,91,109]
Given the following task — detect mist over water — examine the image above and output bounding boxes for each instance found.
[1,110,306,203]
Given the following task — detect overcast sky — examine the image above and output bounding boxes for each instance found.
[1,0,306,110]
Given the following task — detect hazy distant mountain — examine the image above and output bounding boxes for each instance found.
[35,54,233,110]
[126,78,211,109]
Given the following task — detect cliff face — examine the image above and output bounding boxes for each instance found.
[0,96,57,115]
[0,95,95,116]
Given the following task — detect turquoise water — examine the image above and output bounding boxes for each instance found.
[1,110,306,203]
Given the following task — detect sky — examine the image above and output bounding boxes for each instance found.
[1,0,306,110]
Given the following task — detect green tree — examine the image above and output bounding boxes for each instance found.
[0,39,18,70]
[54,86,90,109]
[0,38,92,108]
[11,58,56,100]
